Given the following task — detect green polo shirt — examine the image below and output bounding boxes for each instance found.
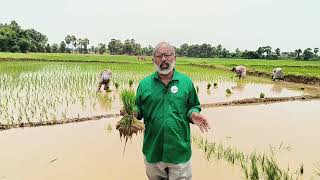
[135,69,201,164]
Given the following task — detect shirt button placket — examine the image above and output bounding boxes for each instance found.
[163,85,167,161]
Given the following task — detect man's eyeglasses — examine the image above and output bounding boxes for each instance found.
[154,53,173,60]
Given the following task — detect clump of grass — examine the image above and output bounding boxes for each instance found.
[226,88,232,94]
[250,154,259,180]
[116,89,144,155]
[260,93,265,98]
[213,82,218,88]
[241,161,249,179]
[106,123,112,131]
[300,163,304,174]
[264,157,285,180]
[207,83,211,90]
[129,79,134,87]
[114,82,120,89]
[192,134,301,180]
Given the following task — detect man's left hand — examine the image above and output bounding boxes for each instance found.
[190,112,211,133]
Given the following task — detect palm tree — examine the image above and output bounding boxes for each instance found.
[71,35,77,52]
[77,38,83,53]
[264,46,272,56]
[275,48,281,56]
[65,35,71,53]
[82,38,90,53]
[294,49,302,59]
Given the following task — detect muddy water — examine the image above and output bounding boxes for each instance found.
[196,100,320,179]
[71,80,318,118]
[0,117,241,180]
[1,101,320,179]
[195,80,318,104]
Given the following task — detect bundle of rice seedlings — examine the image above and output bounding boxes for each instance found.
[129,79,134,87]
[213,82,218,87]
[207,83,211,90]
[260,92,265,98]
[116,89,144,155]
[114,82,120,89]
[226,88,232,94]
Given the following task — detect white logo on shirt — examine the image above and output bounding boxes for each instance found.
[171,86,178,94]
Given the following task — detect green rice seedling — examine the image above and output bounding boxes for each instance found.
[300,163,304,174]
[129,79,134,87]
[313,162,320,176]
[191,134,302,180]
[261,154,265,172]
[282,170,290,180]
[250,155,259,180]
[226,88,232,94]
[206,89,211,95]
[207,83,211,90]
[116,89,144,155]
[264,158,281,180]
[241,160,249,179]
[106,123,112,131]
[114,82,120,89]
[213,82,218,87]
[260,92,265,98]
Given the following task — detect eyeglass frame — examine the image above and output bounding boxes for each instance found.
[153,53,174,60]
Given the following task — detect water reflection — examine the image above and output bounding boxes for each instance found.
[231,82,246,93]
[206,89,211,95]
[271,83,283,94]
[97,92,113,111]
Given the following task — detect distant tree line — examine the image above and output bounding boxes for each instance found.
[1,21,319,60]
[175,44,319,60]
[0,21,48,53]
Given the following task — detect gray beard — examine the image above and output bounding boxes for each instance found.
[154,61,176,75]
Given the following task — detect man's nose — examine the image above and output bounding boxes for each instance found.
[161,55,169,61]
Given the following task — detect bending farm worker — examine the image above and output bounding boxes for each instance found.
[97,69,112,92]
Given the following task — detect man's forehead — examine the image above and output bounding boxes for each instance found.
[155,46,173,54]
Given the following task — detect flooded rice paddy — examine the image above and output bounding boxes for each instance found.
[0,61,319,179]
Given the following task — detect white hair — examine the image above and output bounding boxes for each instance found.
[152,42,176,57]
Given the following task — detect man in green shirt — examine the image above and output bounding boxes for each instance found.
[135,42,210,180]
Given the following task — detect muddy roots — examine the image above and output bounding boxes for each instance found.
[116,115,144,155]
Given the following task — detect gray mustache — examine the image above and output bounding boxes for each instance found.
[160,62,170,67]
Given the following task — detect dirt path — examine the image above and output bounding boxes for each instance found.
[0,114,119,131]
[247,70,320,86]
[201,94,320,108]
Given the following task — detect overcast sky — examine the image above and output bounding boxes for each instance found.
[1,0,319,52]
